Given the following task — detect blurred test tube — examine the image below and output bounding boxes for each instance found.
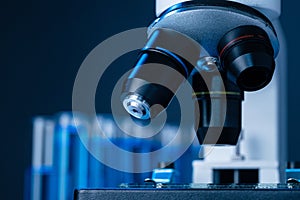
[52,113,89,200]
[25,117,55,200]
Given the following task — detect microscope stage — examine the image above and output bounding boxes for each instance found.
[74,183,300,200]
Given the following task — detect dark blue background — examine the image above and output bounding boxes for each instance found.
[1,0,299,199]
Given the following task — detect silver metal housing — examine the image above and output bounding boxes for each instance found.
[149,2,279,58]
[122,94,151,120]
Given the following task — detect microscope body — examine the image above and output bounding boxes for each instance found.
[160,0,285,184]
[121,0,286,184]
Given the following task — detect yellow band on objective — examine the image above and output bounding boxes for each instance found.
[192,91,241,96]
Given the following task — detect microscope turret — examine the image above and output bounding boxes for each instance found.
[121,0,279,145]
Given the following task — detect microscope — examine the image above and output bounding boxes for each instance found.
[75,0,300,199]
[121,0,285,185]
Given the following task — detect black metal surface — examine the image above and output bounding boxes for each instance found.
[74,187,300,200]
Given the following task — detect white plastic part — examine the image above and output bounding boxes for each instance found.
[193,160,280,183]
[156,0,281,19]
[156,0,189,17]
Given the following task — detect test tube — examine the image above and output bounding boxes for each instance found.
[52,113,89,200]
[25,117,55,200]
